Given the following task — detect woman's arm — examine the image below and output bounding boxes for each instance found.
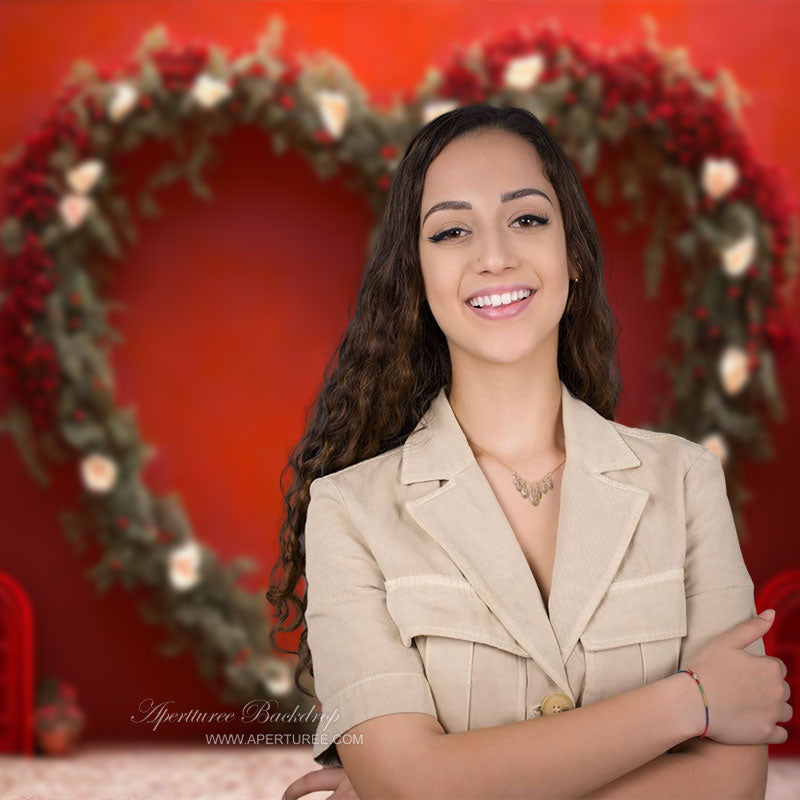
[571,449,774,800]
[537,447,775,800]
[578,741,768,800]
[337,671,708,799]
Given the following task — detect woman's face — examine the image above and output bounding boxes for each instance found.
[418,129,574,369]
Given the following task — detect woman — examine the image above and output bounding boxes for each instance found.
[270,104,791,799]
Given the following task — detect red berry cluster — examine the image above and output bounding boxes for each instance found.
[483,22,565,94]
[151,43,209,93]
[0,232,60,427]
[5,87,92,222]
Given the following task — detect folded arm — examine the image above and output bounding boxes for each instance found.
[579,739,768,800]
[581,447,770,800]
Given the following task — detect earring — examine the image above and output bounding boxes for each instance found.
[566,275,579,312]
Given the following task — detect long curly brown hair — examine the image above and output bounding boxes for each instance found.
[266,103,621,697]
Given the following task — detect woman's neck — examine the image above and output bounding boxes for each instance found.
[447,372,565,472]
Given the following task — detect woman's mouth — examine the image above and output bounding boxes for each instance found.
[465,289,536,320]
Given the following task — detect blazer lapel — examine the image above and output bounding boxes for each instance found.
[401,380,649,700]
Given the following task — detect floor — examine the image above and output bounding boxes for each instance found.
[0,742,798,799]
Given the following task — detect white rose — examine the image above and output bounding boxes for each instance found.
[261,657,293,696]
[314,88,349,139]
[80,453,118,493]
[421,99,458,125]
[701,157,739,200]
[503,53,545,91]
[718,345,749,395]
[700,432,729,465]
[168,540,202,591]
[721,234,756,277]
[189,74,231,109]
[108,83,139,123]
[66,159,105,195]
[59,193,94,229]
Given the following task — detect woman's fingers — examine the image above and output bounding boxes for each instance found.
[283,766,347,800]
[768,723,790,744]
[329,777,362,800]
[766,655,787,679]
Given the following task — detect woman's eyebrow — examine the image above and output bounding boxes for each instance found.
[422,187,553,225]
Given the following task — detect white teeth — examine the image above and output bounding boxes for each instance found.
[468,288,532,308]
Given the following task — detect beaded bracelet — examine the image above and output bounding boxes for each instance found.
[675,667,709,738]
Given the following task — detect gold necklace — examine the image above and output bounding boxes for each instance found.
[467,439,566,507]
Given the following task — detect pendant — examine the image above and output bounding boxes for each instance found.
[513,470,555,507]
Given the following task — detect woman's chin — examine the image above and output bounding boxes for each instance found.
[458,341,547,367]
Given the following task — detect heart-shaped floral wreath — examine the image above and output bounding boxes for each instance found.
[0,15,796,711]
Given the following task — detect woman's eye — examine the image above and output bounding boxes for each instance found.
[513,213,550,228]
[428,227,467,243]
[427,213,549,244]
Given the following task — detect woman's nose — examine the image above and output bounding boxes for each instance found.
[474,229,520,271]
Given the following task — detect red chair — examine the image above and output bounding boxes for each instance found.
[0,571,35,755]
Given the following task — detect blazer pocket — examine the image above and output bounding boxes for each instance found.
[580,568,687,705]
[385,576,528,733]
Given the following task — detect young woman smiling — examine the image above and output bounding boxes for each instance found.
[270,104,791,800]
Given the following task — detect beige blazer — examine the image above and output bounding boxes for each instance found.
[304,380,764,767]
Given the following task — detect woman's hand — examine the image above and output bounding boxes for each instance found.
[282,765,361,800]
[687,610,792,745]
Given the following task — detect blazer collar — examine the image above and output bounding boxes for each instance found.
[400,380,649,701]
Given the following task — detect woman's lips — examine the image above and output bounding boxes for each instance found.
[465,290,536,320]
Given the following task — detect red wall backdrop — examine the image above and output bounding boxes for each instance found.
[0,1,798,740]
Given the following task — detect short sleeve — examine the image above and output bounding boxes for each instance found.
[304,476,437,767]
[679,447,765,671]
